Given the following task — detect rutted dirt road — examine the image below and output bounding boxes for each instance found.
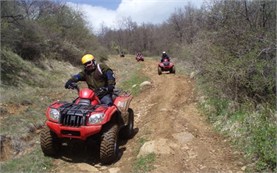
[53,56,245,173]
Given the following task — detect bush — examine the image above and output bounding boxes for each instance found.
[200,96,276,171]
[1,1,108,65]
[245,107,276,171]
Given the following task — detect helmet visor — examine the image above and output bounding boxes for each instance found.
[84,60,95,68]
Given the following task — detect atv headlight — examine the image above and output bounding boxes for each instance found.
[88,113,104,125]
[49,108,60,122]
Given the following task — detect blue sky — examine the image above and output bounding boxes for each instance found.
[67,0,121,10]
[66,0,205,34]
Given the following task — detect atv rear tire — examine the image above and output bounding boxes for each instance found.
[158,67,162,75]
[120,108,134,139]
[100,124,119,164]
[40,126,60,156]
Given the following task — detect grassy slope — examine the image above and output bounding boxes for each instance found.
[0,50,81,172]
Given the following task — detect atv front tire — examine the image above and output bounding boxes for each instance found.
[120,108,134,139]
[40,126,60,156]
[171,66,176,74]
[100,124,119,164]
[158,67,162,75]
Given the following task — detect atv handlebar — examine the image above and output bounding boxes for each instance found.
[68,83,110,97]
[68,82,80,93]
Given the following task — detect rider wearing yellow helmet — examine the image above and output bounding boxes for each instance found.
[81,54,95,64]
[65,54,116,106]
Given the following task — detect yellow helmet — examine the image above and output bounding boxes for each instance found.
[81,54,95,64]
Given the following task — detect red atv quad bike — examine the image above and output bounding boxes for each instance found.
[158,58,175,75]
[40,83,134,164]
[136,55,144,62]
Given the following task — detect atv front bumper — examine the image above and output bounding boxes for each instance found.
[46,121,102,140]
[161,67,173,71]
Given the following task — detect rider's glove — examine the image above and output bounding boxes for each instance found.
[107,85,114,93]
[65,79,73,89]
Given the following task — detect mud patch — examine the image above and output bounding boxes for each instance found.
[0,135,13,161]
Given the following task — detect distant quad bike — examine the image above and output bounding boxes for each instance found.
[40,83,134,164]
[158,58,175,75]
[135,55,144,62]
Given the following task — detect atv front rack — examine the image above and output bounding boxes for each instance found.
[57,103,95,127]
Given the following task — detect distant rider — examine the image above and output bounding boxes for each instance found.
[137,52,142,56]
[161,51,170,62]
[136,52,143,58]
[65,54,116,106]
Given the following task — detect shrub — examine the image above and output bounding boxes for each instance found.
[200,96,276,171]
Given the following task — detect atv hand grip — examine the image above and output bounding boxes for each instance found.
[68,82,79,92]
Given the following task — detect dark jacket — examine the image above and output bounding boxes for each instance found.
[161,53,170,62]
[71,63,116,90]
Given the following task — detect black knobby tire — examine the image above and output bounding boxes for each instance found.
[171,66,176,74]
[120,108,134,139]
[100,124,119,164]
[158,67,162,75]
[40,126,60,156]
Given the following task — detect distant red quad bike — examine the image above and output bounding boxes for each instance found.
[40,83,134,165]
[158,59,175,75]
[136,55,144,62]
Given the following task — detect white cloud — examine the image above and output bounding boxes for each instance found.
[66,2,118,31]
[66,0,204,34]
[117,0,178,24]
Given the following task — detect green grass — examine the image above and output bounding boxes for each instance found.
[133,137,147,155]
[0,108,45,135]
[0,86,76,136]
[109,58,149,96]
[119,70,149,96]
[0,144,53,173]
[133,153,156,173]
[0,49,79,135]
[0,49,80,172]
[131,137,156,173]
[199,96,276,171]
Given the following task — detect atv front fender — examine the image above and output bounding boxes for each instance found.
[114,95,133,125]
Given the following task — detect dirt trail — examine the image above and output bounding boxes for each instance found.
[54,57,245,173]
